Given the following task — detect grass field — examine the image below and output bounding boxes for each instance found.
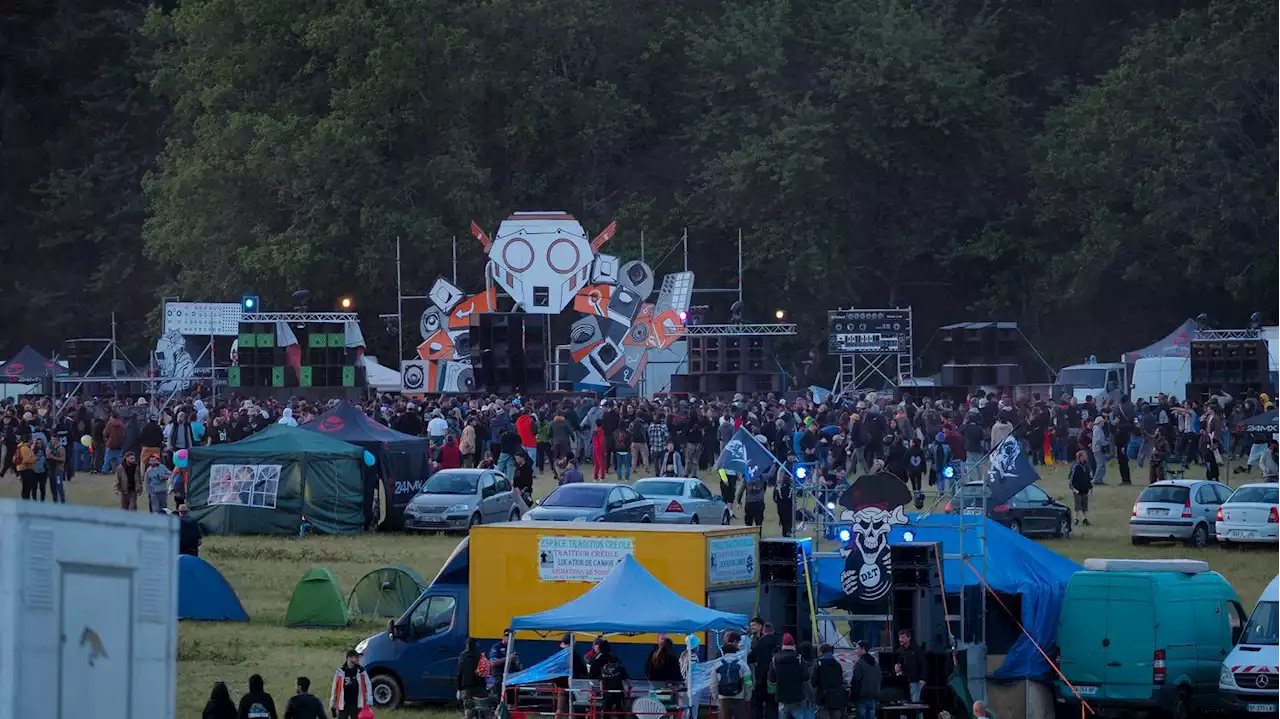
[2,460,1274,717]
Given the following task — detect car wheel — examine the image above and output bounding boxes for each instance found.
[509,508,520,522]
[1009,520,1022,536]
[640,515,652,523]
[1188,523,1208,548]
[370,674,403,709]
[469,512,482,529]
[1131,536,1149,546]
[1056,517,1071,538]
[722,509,732,525]
[689,514,700,524]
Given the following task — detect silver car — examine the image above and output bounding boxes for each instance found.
[404,469,527,532]
[634,477,731,525]
[1130,479,1231,548]
[1216,482,1280,545]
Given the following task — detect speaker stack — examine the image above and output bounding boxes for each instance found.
[60,339,93,376]
[684,336,782,395]
[939,323,1024,387]
[469,313,546,394]
[889,542,948,651]
[1187,339,1268,401]
[757,538,812,641]
[227,323,363,389]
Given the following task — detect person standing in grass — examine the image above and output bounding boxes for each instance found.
[329,650,372,719]
[282,677,325,719]
[203,681,238,719]
[238,674,279,719]
[113,451,142,510]
[1069,450,1092,526]
[145,454,169,513]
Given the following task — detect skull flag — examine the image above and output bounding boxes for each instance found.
[836,473,912,602]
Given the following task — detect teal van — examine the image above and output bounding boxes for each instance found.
[1055,558,1247,718]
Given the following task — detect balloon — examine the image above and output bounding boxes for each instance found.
[80,435,92,448]
[174,449,189,468]
[363,450,376,467]
[686,634,701,649]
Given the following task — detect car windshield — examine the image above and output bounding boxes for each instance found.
[635,481,684,497]
[1243,601,1279,646]
[1138,485,1189,504]
[421,472,478,495]
[1228,486,1280,504]
[1057,368,1107,387]
[543,485,607,508]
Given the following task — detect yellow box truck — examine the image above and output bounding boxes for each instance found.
[358,522,760,709]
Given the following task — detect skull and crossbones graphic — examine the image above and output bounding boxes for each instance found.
[837,473,912,602]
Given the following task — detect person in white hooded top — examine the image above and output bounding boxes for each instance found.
[277,408,298,427]
[193,399,209,424]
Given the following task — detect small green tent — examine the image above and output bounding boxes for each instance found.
[348,565,427,619]
[187,424,372,535]
[285,567,350,628]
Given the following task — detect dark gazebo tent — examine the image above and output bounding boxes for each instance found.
[302,400,430,529]
[0,346,66,388]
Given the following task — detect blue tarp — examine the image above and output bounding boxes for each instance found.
[178,555,249,621]
[812,514,1080,678]
[505,647,571,686]
[510,555,748,634]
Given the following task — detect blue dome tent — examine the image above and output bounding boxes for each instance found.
[178,555,249,621]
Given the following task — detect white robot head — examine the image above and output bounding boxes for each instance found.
[486,211,598,314]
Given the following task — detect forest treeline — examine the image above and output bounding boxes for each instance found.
[1,0,1274,368]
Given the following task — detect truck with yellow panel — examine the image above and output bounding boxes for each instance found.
[357,522,760,709]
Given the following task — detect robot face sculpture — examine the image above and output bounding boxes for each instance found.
[487,212,598,315]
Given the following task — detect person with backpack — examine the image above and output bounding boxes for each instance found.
[613,425,632,482]
[712,636,748,719]
[849,641,881,719]
[931,432,952,493]
[737,469,768,527]
[767,634,809,719]
[597,652,630,717]
[811,644,848,719]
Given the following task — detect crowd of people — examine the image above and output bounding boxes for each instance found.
[200,650,374,719]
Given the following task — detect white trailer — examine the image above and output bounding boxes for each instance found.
[0,500,178,719]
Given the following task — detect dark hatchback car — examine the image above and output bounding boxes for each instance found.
[945,480,1072,538]
[522,482,656,523]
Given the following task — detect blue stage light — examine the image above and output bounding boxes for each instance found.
[903,531,915,543]
[942,465,955,479]
[796,465,808,480]
[838,529,851,542]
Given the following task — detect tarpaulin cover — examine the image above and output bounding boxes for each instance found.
[812,514,1080,678]
[510,555,749,634]
[504,647,571,686]
[1242,410,1278,434]
[1122,318,1195,362]
[187,424,371,535]
[302,400,430,529]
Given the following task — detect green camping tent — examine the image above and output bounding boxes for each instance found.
[186,424,372,535]
[286,567,350,628]
[348,565,427,619]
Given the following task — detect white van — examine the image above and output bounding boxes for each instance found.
[1129,356,1192,403]
[1220,575,1279,714]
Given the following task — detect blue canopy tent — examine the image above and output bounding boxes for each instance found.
[178,555,249,621]
[510,554,748,634]
[812,514,1080,678]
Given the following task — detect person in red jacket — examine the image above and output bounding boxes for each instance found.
[436,435,462,470]
[515,409,538,474]
[591,421,607,481]
[330,650,372,719]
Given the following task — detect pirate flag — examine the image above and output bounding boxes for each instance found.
[837,473,912,602]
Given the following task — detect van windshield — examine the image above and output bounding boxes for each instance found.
[1057,368,1107,387]
[1243,601,1279,646]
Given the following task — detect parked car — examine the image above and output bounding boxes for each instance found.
[1219,574,1279,715]
[634,477,731,525]
[403,469,526,532]
[1216,483,1280,546]
[522,483,655,523]
[1056,558,1247,718]
[1130,479,1232,548]
[944,480,1072,538]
